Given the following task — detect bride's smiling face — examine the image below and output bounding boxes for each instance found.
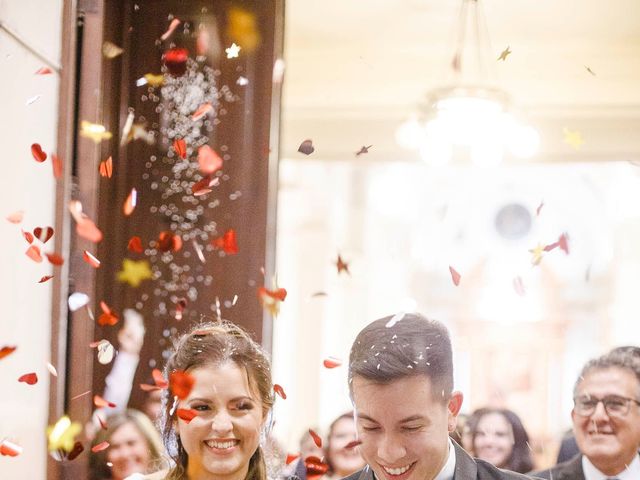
[177,361,265,480]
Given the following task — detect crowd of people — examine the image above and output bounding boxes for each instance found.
[87,313,640,480]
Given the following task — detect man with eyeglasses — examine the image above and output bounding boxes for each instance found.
[534,350,640,480]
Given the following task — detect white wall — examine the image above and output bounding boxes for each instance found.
[0,0,62,477]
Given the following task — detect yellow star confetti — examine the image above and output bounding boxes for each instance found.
[497,46,512,61]
[144,73,164,87]
[47,415,82,452]
[563,127,584,149]
[117,259,152,287]
[225,43,241,59]
[80,121,113,143]
[529,243,545,266]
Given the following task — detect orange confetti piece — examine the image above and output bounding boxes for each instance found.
[93,395,116,408]
[123,188,137,216]
[0,439,22,457]
[0,346,17,360]
[323,357,342,369]
[99,156,113,178]
[212,229,238,254]
[286,454,300,465]
[38,275,54,283]
[91,441,110,453]
[76,218,103,243]
[192,102,213,121]
[52,153,63,179]
[173,138,187,159]
[176,408,198,423]
[31,143,47,162]
[170,370,195,400]
[309,429,322,448]
[22,229,34,244]
[83,250,101,268]
[197,145,223,174]
[128,236,143,253]
[274,384,287,400]
[26,245,43,263]
[35,67,53,75]
[46,252,65,266]
[449,266,461,286]
[161,18,181,41]
[6,210,24,224]
[18,372,38,385]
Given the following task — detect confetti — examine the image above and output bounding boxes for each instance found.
[83,250,101,268]
[236,76,248,86]
[513,276,526,296]
[285,454,300,465]
[31,143,47,162]
[34,67,53,75]
[157,231,182,252]
[323,357,342,369]
[196,28,210,55]
[142,73,164,87]
[52,153,63,179]
[46,252,64,266]
[305,456,329,478]
[95,339,115,364]
[0,439,22,457]
[170,370,195,400]
[191,175,219,196]
[0,346,17,360]
[335,254,350,275]
[536,201,544,216]
[102,41,123,59]
[123,188,137,216]
[91,441,110,453]
[355,145,372,156]
[385,312,405,328]
[274,384,287,399]
[449,266,461,286]
[497,46,512,61]
[175,298,187,320]
[93,395,116,409]
[80,121,112,143]
[18,372,38,385]
[66,441,85,461]
[76,217,103,242]
[298,139,314,155]
[127,236,143,253]
[529,243,545,266]
[585,66,596,76]
[68,292,90,312]
[6,211,24,224]
[38,275,54,283]
[212,229,238,254]
[225,43,241,59]
[26,94,42,105]
[192,103,214,122]
[177,408,198,423]
[173,138,187,159]
[34,226,54,243]
[47,416,82,452]
[563,127,584,149]
[22,229,34,243]
[258,286,287,317]
[99,156,113,178]
[98,301,119,326]
[163,48,189,76]
[117,259,152,287]
[197,145,223,174]
[309,429,322,448]
[160,18,181,41]
[47,362,58,377]
[26,245,43,263]
[345,440,362,449]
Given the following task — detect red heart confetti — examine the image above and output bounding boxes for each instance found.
[197,145,223,174]
[274,384,287,400]
[212,229,238,255]
[176,408,198,424]
[309,429,322,448]
[31,143,47,162]
[91,441,110,453]
[449,266,461,286]
[323,357,342,369]
[170,370,195,400]
[18,372,38,385]
[128,236,143,253]
[192,175,219,196]
[46,252,65,266]
[173,138,187,159]
[158,231,182,252]
[38,275,54,283]
[34,226,54,243]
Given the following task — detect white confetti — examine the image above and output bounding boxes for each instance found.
[236,76,248,86]
[386,312,405,328]
[96,339,115,364]
[26,94,42,105]
[68,292,90,312]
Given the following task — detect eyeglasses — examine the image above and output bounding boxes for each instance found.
[573,395,640,417]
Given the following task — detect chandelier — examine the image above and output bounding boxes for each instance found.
[396,0,539,167]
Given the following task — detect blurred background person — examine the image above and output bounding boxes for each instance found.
[470,408,534,474]
[89,409,165,480]
[325,412,365,480]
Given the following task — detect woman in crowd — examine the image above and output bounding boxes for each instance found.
[470,408,534,474]
[133,320,275,480]
[324,412,365,480]
[90,409,165,480]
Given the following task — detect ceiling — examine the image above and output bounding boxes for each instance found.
[280,0,640,162]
